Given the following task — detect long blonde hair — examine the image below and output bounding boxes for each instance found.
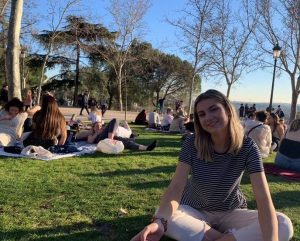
[193,89,244,161]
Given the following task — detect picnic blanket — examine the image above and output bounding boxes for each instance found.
[0,142,97,161]
[264,163,300,181]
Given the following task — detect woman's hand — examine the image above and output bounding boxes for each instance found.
[130,221,164,241]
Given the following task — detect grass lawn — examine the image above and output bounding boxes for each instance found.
[0,126,299,241]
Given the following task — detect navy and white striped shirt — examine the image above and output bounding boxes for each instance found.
[179,134,263,211]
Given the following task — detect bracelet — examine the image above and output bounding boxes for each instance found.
[151,216,168,232]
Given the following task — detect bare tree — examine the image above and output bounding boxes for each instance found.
[6,0,23,99]
[34,0,80,105]
[105,0,151,111]
[167,0,217,115]
[0,0,10,84]
[206,0,258,98]
[255,0,300,122]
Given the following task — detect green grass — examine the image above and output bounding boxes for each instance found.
[0,127,299,241]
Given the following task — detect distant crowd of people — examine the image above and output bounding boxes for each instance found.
[239,103,285,120]
[77,91,108,117]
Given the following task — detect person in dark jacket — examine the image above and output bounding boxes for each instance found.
[79,91,89,115]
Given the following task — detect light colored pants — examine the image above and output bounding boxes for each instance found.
[0,133,14,146]
[165,205,293,241]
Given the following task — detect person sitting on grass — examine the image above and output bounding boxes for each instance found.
[184,113,195,133]
[77,118,157,151]
[88,102,102,124]
[275,118,300,172]
[0,98,39,147]
[161,108,173,131]
[134,109,147,125]
[244,110,272,158]
[267,113,285,151]
[23,94,67,149]
[131,89,293,241]
[148,109,161,129]
[169,110,185,133]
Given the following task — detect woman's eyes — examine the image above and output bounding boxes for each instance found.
[198,107,219,117]
[210,107,219,112]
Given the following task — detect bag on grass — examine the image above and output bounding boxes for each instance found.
[97,138,124,154]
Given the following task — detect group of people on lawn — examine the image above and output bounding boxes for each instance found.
[0,92,157,152]
[134,107,195,134]
[0,88,297,241]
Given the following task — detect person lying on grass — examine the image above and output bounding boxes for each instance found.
[76,118,157,151]
[131,89,293,241]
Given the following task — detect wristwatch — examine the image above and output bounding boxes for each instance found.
[151,216,168,232]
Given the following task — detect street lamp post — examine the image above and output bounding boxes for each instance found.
[268,43,281,113]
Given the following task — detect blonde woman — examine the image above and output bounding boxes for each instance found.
[131,89,293,241]
[88,102,102,124]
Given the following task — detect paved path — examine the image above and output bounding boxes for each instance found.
[59,106,138,123]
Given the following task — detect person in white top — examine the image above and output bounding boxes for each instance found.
[243,111,256,129]
[0,98,40,146]
[115,120,132,138]
[148,110,161,128]
[161,108,173,131]
[244,110,272,158]
[169,112,185,133]
[88,104,102,124]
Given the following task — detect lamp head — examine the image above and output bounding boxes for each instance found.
[273,44,281,58]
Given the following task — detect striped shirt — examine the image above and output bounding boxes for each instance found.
[179,134,263,211]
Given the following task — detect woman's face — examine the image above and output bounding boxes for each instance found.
[196,98,230,135]
[93,122,102,131]
[8,106,20,118]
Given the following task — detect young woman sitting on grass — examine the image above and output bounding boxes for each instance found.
[267,113,285,151]
[275,118,300,172]
[77,118,157,151]
[23,94,67,149]
[0,98,39,147]
[134,109,147,125]
[88,101,102,124]
[131,89,293,241]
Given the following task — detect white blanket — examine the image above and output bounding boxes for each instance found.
[0,142,97,161]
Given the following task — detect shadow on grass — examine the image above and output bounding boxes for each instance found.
[241,172,298,185]
[0,215,176,241]
[82,165,176,178]
[129,138,182,149]
[129,179,170,190]
[247,190,300,209]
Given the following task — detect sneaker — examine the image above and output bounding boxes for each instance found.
[146,140,157,151]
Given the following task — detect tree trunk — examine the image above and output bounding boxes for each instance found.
[108,92,113,110]
[187,75,196,116]
[289,90,299,124]
[0,15,7,84]
[73,42,80,106]
[117,67,123,111]
[36,53,49,105]
[226,83,232,98]
[6,0,23,100]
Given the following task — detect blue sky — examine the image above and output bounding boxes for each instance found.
[32,0,293,104]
